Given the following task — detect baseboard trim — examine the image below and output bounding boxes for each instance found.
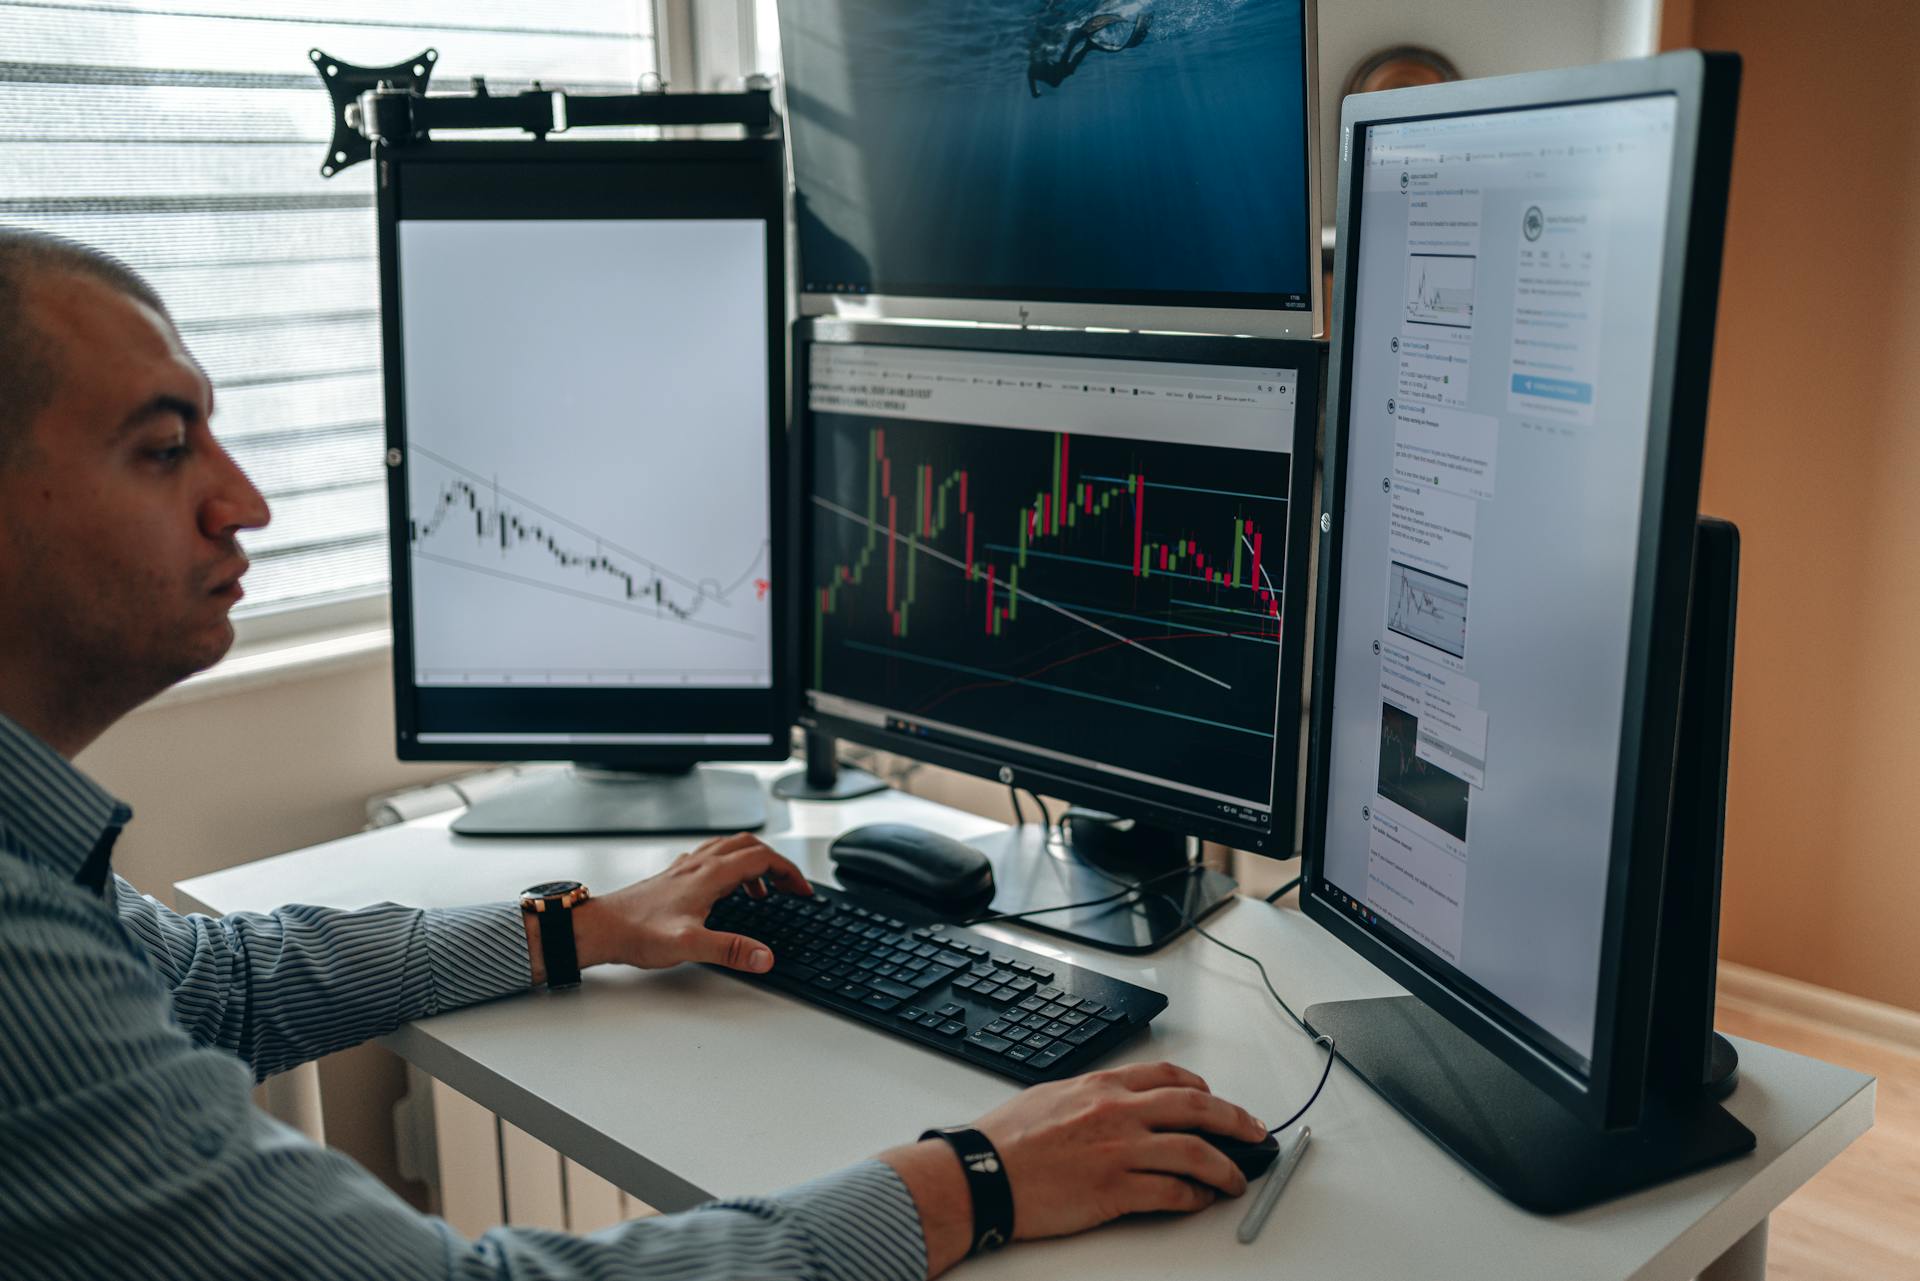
[1718,960,1920,1056]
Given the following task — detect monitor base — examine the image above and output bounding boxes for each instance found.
[1303,995,1756,1213]
[967,825,1237,954]
[451,765,767,837]
[771,730,889,802]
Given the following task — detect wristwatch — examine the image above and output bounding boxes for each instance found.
[520,880,592,989]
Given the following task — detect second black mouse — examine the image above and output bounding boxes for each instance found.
[829,822,995,908]
[1180,1129,1281,1180]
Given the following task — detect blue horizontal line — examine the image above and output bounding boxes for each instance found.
[1176,598,1283,620]
[984,544,1215,584]
[1043,600,1279,645]
[841,641,1272,739]
[1081,475,1288,503]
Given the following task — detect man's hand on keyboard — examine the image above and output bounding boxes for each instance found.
[883,1061,1266,1276]
[573,833,814,974]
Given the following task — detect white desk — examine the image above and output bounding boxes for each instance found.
[178,764,1872,1280]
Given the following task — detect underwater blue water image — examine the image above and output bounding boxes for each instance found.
[780,0,1312,309]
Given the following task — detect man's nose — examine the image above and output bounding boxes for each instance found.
[199,442,271,539]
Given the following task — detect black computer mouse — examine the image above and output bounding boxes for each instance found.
[1181,1129,1281,1180]
[829,823,995,909]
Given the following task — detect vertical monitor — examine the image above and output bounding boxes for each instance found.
[778,0,1321,336]
[1305,52,1741,1125]
[381,144,790,765]
[799,322,1319,857]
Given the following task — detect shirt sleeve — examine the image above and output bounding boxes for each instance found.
[113,873,531,1080]
[0,864,927,1281]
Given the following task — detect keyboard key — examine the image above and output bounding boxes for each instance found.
[939,1020,967,1037]
[905,957,930,973]
[865,992,901,1011]
[1066,1023,1102,1046]
[1054,995,1082,1010]
[911,972,947,991]
[985,1019,1014,1036]
[811,973,838,990]
[936,950,970,968]
[899,1007,926,1022]
[967,1031,1012,1054]
[1037,986,1063,1001]
[1039,1002,1066,1019]
[991,985,1021,1002]
[912,943,939,959]
[1006,1045,1034,1062]
[869,977,920,1001]
[936,1003,965,1019]
[1031,969,1054,983]
[1009,961,1034,975]
[782,963,818,982]
[1077,1001,1106,1018]
[918,1013,944,1030]
[992,955,1015,967]
[1044,1020,1072,1037]
[1030,1048,1065,1070]
[1018,995,1046,1012]
[1060,1010,1089,1026]
[836,981,866,999]
[1025,1033,1053,1050]
[953,975,979,991]
[1007,976,1038,994]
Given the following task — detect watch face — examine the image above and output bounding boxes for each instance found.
[523,880,584,898]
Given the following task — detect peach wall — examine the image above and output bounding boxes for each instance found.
[1677,1,1920,1009]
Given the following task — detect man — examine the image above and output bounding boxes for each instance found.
[0,230,1268,1279]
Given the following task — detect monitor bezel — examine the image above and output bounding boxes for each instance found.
[1301,52,1742,1130]
[793,317,1324,858]
[378,139,796,768]
[784,0,1324,339]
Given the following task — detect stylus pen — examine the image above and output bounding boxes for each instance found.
[1236,1126,1311,1245]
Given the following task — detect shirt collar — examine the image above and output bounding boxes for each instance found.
[0,711,132,883]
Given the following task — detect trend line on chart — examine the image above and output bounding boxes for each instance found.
[409,445,769,636]
[811,427,1285,690]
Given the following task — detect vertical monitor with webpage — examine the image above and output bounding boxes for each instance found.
[777,0,1320,336]
[800,324,1318,858]
[1314,93,1689,1077]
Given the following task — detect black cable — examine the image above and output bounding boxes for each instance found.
[1007,784,1027,831]
[1150,882,1336,1136]
[1018,787,1062,850]
[963,865,1195,927]
[1263,875,1302,905]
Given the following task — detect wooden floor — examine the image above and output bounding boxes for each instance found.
[1711,999,1920,1280]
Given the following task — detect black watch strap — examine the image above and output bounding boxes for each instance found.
[919,1126,1014,1255]
[537,902,581,988]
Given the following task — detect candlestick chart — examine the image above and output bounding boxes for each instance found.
[809,415,1294,807]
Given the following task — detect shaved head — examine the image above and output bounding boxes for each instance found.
[0,229,170,466]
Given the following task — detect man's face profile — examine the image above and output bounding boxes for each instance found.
[0,268,270,711]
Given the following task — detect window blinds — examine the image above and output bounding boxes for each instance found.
[0,1,657,617]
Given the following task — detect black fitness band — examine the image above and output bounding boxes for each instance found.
[919,1126,1014,1255]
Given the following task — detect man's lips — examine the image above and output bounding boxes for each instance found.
[207,559,249,598]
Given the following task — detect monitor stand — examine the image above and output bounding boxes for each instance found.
[966,818,1236,954]
[1305,518,1754,1211]
[771,730,888,802]
[451,764,767,837]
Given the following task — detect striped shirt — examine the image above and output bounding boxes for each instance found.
[0,712,926,1280]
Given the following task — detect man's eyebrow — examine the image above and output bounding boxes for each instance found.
[115,394,202,436]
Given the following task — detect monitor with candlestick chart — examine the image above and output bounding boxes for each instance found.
[798,321,1319,859]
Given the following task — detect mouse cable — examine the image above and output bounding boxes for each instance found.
[959,863,1337,1136]
[1006,784,1028,831]
[1157,882,1335,1135]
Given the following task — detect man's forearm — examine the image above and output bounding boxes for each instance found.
[880,1141,973,1279]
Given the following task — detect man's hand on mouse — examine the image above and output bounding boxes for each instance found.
[565,833,813,976]
[880,1062,1268,1276]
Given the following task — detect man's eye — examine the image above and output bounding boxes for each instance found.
[148,442,190,465]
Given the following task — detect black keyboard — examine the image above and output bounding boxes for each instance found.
[706,883,1167,1084]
